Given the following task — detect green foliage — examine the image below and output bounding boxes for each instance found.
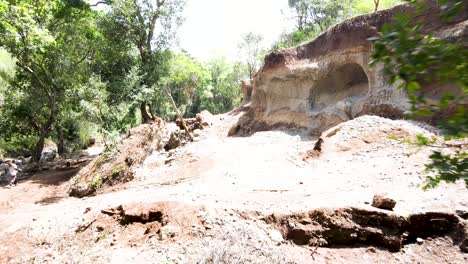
[275,0,402,49]
[0,134,37,156]
[203,57,244,114]
[0,48,15,86]
[0,0,100,160]
[274,0,346,49]
[352,0,402,14]
[161,52,209,118]
[424,151,468,189]
[371,0,467,188]
[273,30,317,49]
[111,166,126,176]
[101,0,186,122]
[0,0,244,161]
[161,53,244,118]
[90,175,105,190]
[288,0,346,32]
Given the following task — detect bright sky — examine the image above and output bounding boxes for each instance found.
[178,0,294,61]
[89,0,294,62]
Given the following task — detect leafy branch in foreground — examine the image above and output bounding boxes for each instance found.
[371,0,467,188]
[424,151,468,189]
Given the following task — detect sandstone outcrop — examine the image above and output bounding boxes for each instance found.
[241,79,253,105]
[236,1,467,135]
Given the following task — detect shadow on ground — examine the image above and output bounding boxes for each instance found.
[34,196,64,205]
[27,168,81,186]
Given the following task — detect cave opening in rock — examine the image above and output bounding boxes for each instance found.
[308,63,369,118]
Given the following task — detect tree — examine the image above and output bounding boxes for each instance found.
[371,0,467,188]
[204,57,245,114]
[288,0,345,32]
[162,52,210,118]
[238,32,263,79]
[161,54,245,117]
[351,0,402,14]
[276,0,402,49]
[273,30,316,50]
[0,0,99,161]
[274,0,346,49]
[101,0,186,123]
[373,0,380,12]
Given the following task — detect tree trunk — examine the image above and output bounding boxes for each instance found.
[164,88,193,142]
[148,103,156,120]
[140,101,152,123]
[57,127,65,155]
[374,0,379,12]
[32,133,46,162]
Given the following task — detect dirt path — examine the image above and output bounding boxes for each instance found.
[131,113,467,214]
[0,112,467,263]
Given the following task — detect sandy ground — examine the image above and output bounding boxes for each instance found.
[0,112,467,263]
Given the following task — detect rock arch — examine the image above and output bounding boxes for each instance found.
[308,63,370,119]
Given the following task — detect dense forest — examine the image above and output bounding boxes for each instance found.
[0,0,404,161]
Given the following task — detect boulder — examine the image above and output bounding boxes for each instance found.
[41,151,57,162]
[165,130,182,151]
[372,194,396,210]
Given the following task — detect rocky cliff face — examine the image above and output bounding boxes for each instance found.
[237,1,467,135]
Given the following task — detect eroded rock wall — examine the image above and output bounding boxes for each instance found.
[239,1,467,135]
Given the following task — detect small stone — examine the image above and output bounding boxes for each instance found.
[416,238,424,244]
[159,225,180,240]
[366,247,376,253]
[193,129,201,137]
[228,124,240,137]
[168,149,176,157]
[268,230,284,245]
[371,194,396,210]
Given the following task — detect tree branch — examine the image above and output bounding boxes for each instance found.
[73,47,94,65]
[90,1,108,7]
[147,13,160,48]
[16,62,58,110]
[31,61,61,93]
[133,0,149,56]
